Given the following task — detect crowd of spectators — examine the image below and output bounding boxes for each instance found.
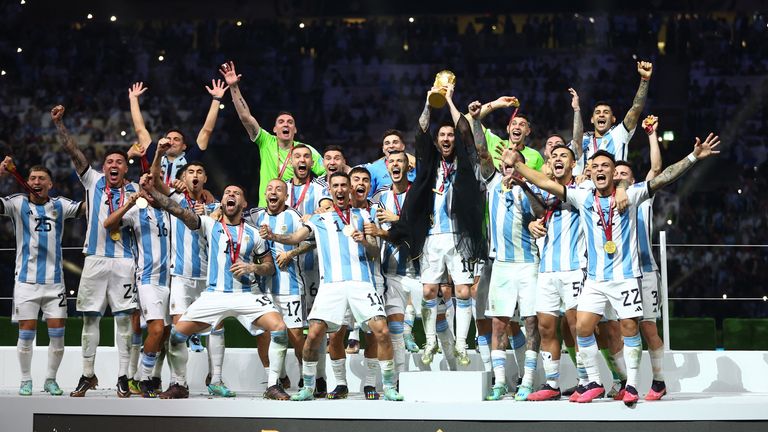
[0,3,766,320]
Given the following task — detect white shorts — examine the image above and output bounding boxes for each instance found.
[77,256,136,314]
[308,281,385,329]
[486,261,538,318]
[169,276,206,316]
[536,269,584,315]
[384,274,416,316]
[271,294,306,329]
[302,267,320,314]
[579,278,643,320]
[181,291,281,335]
[641,271,661,321]
[138,284,170,325]
[419,233,475,285]
[474,259,492,321]
[12,281,67,322]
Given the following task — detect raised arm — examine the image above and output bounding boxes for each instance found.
[443,85,461,126]
[507,149,566,200]
[219,61,261,141]
[128,82,152,149]
[196,79,229,151]
[648,133,720,193]
[471,96,519,122]
[260,223,312,246]
[103,193,142,231]
[569,88,584,160]
[468,100,496,179]
[150,138,172,195]
[623,61,653,132]
[418,91,432,133]
[51,105,89,174]
[141,173,200,230]
[644,115,662,181]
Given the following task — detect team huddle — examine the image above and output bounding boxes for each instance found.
[1,60,720,404]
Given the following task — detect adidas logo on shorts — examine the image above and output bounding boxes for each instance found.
[634,306,642,312]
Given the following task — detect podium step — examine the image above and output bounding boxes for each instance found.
[399,370,491,402]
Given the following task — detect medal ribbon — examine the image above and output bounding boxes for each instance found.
[164,159,174,186]
[277,145,294,179]
[106,185,125,215]
[592,134,602,155]
[291,177,310,209]
[333,203,351,226]
[184,191,205,208]
[437,159,454,193]
[393,183,410,216]
[220,218,244,264]
[593,189,615,243]
[5,160,40,198]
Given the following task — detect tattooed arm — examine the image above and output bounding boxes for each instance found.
[219,61,261,141]
[141,174,201,230]
[649,133,720,193]
[418,101,431,133]
[467,100,496,180]
[50,105,89,175]
[569,88,584,161]
[260,224,312,246]
[623,61,653,132]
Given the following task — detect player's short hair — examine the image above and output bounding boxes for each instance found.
[591,150,616,165]
[276,111,295,121]
[614,160,635,176]
[292,143,312,154]
[349,166,371,180]
[592,101,613,112]
[547,134,567,144]
[28,165,53,179]
[550,144,575,160]
[323,144,345,157]
[103,148,129,164]
[225,183,248,197]
[381,129,405,144]
[166,128,187,144]
[435,122,455,140]
[329,171,350,184]
[176,161,207,180]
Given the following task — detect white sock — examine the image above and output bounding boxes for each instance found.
[302,360,318,388]
[491,350,506,385]
[17,329,35,381]
[437,322,457,371]
[168,331,188,386]
[380,359,396,389]
[477,333,492,372]
[114,315,133,377]
[623,334,642,388]
[331,358,347,386]
[650,347,665,381]
[316,335,328,380]
[522,350,538,388]
[454,298,472,348]
[613,348,628,381]
[576,350,589,385]
[541,351,560,389]
[81,315,100,377]
[129,334,141,381]
[576,335,601,384]
[404,304,416,336]
[421,298,438,342]
[445,297,455,335]
[152,344,166,378]
[267,331,288,387]
[390,332,406,376]
[47,327,65,380]
[140,351,158,380]
[364,357,379,387]
[209,328,225,384]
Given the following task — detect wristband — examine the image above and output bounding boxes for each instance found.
[641,77,650,82]
[212,96,222,101]
[687,153,697,163]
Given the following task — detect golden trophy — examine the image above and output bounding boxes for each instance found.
[428,70,456,109]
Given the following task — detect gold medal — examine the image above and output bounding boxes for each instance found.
[110,230,121,241]
[342,225,355,237]
[135,197,149,209]
[604,240,617,254]
[432,188,443,195]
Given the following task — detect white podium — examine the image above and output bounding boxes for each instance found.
[399,370,491,402]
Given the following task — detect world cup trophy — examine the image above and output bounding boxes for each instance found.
[428,70,457,109]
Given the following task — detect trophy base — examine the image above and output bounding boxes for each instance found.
[428,93,447,109]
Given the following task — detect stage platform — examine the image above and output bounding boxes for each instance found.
[3,348,768,431]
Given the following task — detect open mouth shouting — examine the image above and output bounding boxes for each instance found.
[225,197,237,211]
[108,168,120,183]
[390,166,402,180]
[267,193,279,206]
[595,173,607,185]
[296,163,308,176]
[553,161,565,175]
[596,118,608,129]
[510,129,523,141]
[280,127,291,139]
[192,178,200,186]
[354,185,367,199]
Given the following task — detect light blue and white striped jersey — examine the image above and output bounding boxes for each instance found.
[122,205,170,287]
[486,174,539,263]
[245,207,304,296]
[168,191,219,279]
[574,124,635,175]
[537,184,587,273]
[287,178,329,277]
[565,182,651,281]
[373,185,418,277]
[428,160,457,235]
[199,215,269,293]
[362,157,418,199]
[305,208,376,284]
[0,194,81,284]
[637,197,658,273]
[79,167,138,258]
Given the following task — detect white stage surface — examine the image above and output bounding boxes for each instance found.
[3,348,768,431]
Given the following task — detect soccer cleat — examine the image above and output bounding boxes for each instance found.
[515,384,533,401]
[345,339,360,354]
[364,385,380,400]
[404,334,420,353]
[70,375,98,397]
[608,379,626,400]
[327,385,349,399]
[313,377,328,398]
[454,345,471,366]
[561,384,578,397]
[188,334,204,352]
[159,383,189,399]
[576,382,605,403]
[382,387,404,401]
[279,375,291,390]
[116,375,131,398]
[291,387,315,401]
[421,341,438,365]
[486,383,508,401]
[139,379,157,398]
[645,380,667,401]
[208,381,237,397]
[128,378,142,395]
[568,384,586,402]
[527,384,562,401]
[150,376,163,392]
[264,384,291,400]
[43,379,64,396]
[19,380,33,396]
[623,385,639,406]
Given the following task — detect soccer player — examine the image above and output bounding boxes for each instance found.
[143,178,292,400]
[573,61,653,174]
[127,79,227,181]
[52,105,139,398]
[103,185,170,398]
[261,172,403,401]
[363,129,417,197]
[0,158,84,396]
[219,60,325,207]
[507,131,720,405]
[316,145,350,189]
[614,115,667,401]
